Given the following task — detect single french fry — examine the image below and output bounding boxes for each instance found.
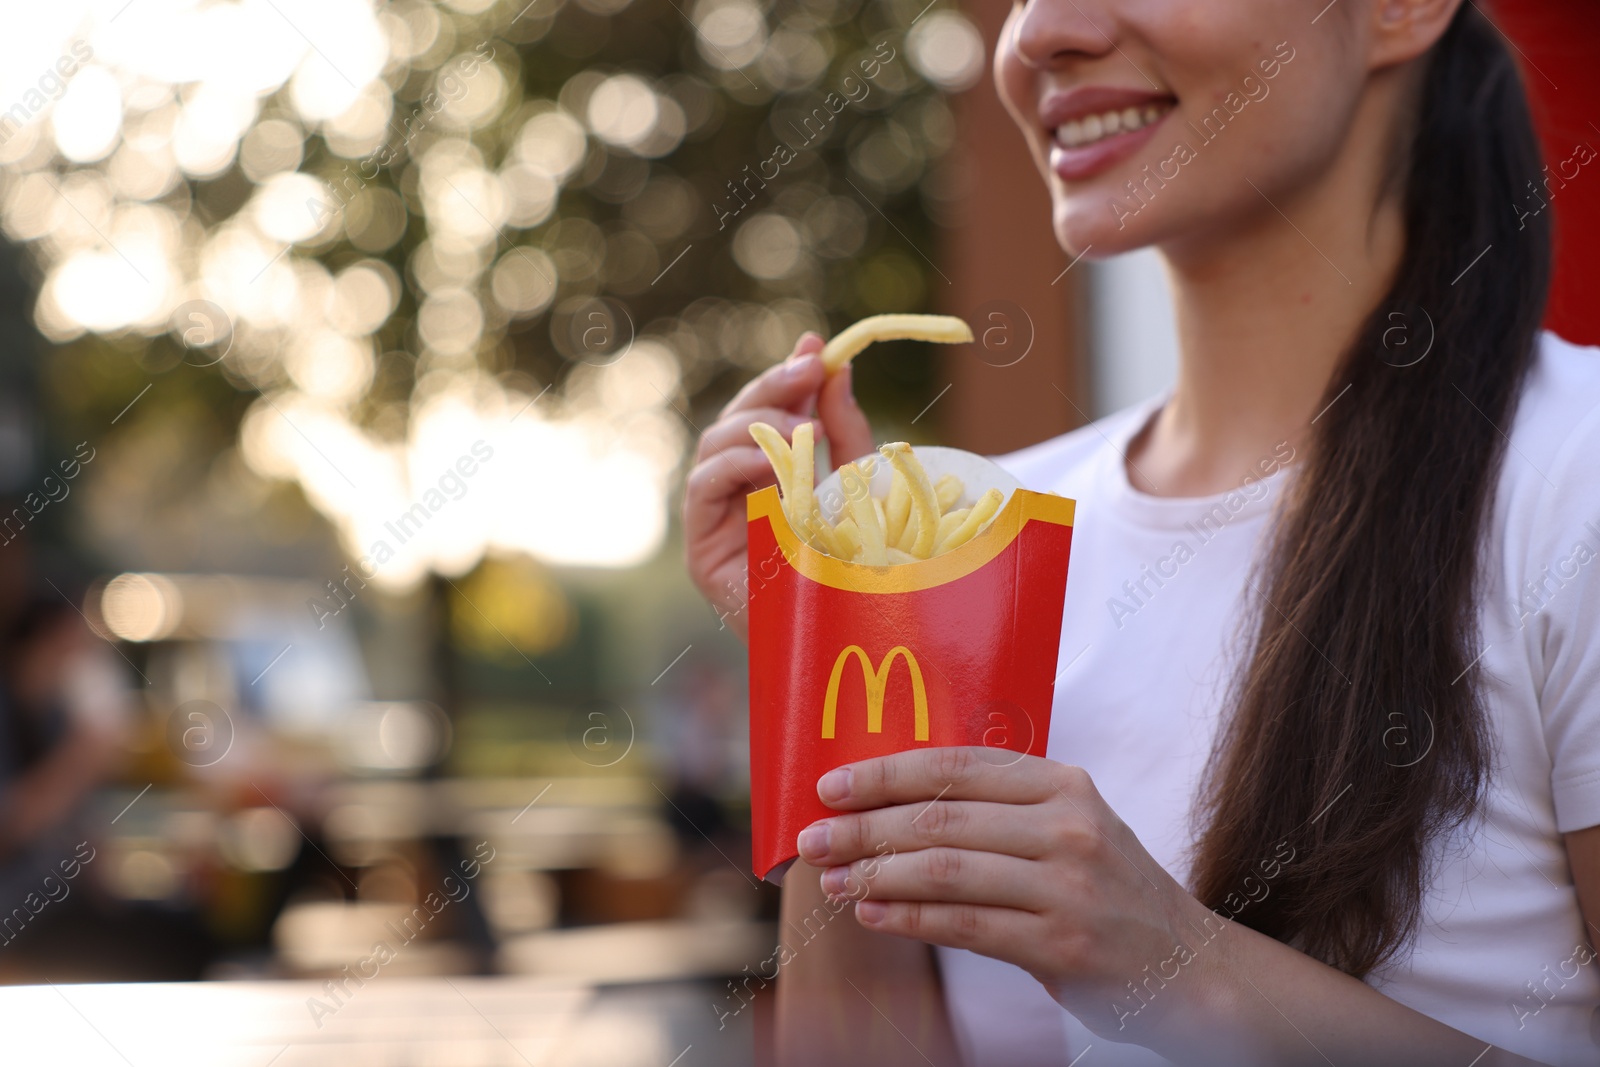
[894,510,919,553]
[839,463,887,564]
[894,463,946,553]
[790,422,818,543]
[881,442,940,559]
[892,473,921,553]
[820,314,974,374]
[810,515,846,557]
[934,487,1003,555]
[749,422,795,520]
[884,469,911,547]
[935,507,970,545]
[833,517,862,559]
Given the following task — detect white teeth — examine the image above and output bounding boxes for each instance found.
[1055,102,1169,150]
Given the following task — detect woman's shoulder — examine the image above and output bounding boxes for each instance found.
[990,393,1163,492]
[1495,330,1600,581]
[1516,330,1600,436]
[1506,331,1600,493]
[1504,327,1600,457]
[1498,333,1600,836]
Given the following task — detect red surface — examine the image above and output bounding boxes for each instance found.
[746,507,1073,882]
[1495,1,1600,345]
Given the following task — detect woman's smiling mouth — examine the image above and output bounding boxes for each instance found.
[1041,87,1178,181]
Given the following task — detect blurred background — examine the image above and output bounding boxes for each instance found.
[0,0,1591,1063]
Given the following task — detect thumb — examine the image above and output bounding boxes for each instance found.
[816,362,874,470]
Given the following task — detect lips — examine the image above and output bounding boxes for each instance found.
[1040,86,1177,183]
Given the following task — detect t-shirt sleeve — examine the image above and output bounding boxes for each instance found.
[1530,400,1600,833]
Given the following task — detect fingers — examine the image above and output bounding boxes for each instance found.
[852,897,1036,954]
[719,336,826,419]
[792,330,825,358]
[682,445,772,540]
[797,800,1052,867]
[684,444,773,501]
[816,362,874,469]
[821,847,1043,911]
[714,332,874,474]
[696,408,817,464]
[818,748,1072,811]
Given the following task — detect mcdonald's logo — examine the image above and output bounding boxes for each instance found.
[821,645,929,741]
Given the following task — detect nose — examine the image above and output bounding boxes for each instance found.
[1006,0,1117,70]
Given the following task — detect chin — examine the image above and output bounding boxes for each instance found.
[1051,195,1158,260]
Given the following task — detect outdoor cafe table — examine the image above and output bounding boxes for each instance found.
[0,975,750,1065]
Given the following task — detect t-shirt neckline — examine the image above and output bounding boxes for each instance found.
[1096,389,1295,531]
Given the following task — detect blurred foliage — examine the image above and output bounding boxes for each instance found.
[448,554,574,659]
[5,0,967,574]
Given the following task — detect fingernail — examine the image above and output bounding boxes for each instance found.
[820,866,848,895]
[786,353,818,376]
[856,900,887,924]
[797,822,830,859]
[818,767,851,803]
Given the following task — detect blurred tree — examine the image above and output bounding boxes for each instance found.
[2,0,974,579]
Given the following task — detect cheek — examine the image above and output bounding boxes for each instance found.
[1058,58,1348,254]
[1174,53,1356,211]
[994,15,1062,241]
[993,17,1035,140]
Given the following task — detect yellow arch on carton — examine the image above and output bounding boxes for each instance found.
[747,485,1074,595]
[822,645,928,741]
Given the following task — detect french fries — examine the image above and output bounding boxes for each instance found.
[880,442,939,559]
[748,421,1005,564]
[839,462,887,565]
[819,314,974,374]
[749,422,805,539]
[934,487,1003,556]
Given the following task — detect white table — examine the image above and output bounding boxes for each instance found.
[0,976,752,1066]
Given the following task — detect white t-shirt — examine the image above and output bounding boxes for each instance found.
[938,331,1600,1066]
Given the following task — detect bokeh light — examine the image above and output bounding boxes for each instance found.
[908,12,986,93]
[6,0,959,582]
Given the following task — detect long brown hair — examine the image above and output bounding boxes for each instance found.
[1189,5,1552,977]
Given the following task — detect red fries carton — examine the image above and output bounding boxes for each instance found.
[746,447,1076,883]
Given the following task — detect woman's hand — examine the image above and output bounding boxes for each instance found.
[683,332,873,641]
[796,748,1553,1065]
[795,747,1222,1046]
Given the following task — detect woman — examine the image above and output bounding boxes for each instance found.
[684,0,1600,1063]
